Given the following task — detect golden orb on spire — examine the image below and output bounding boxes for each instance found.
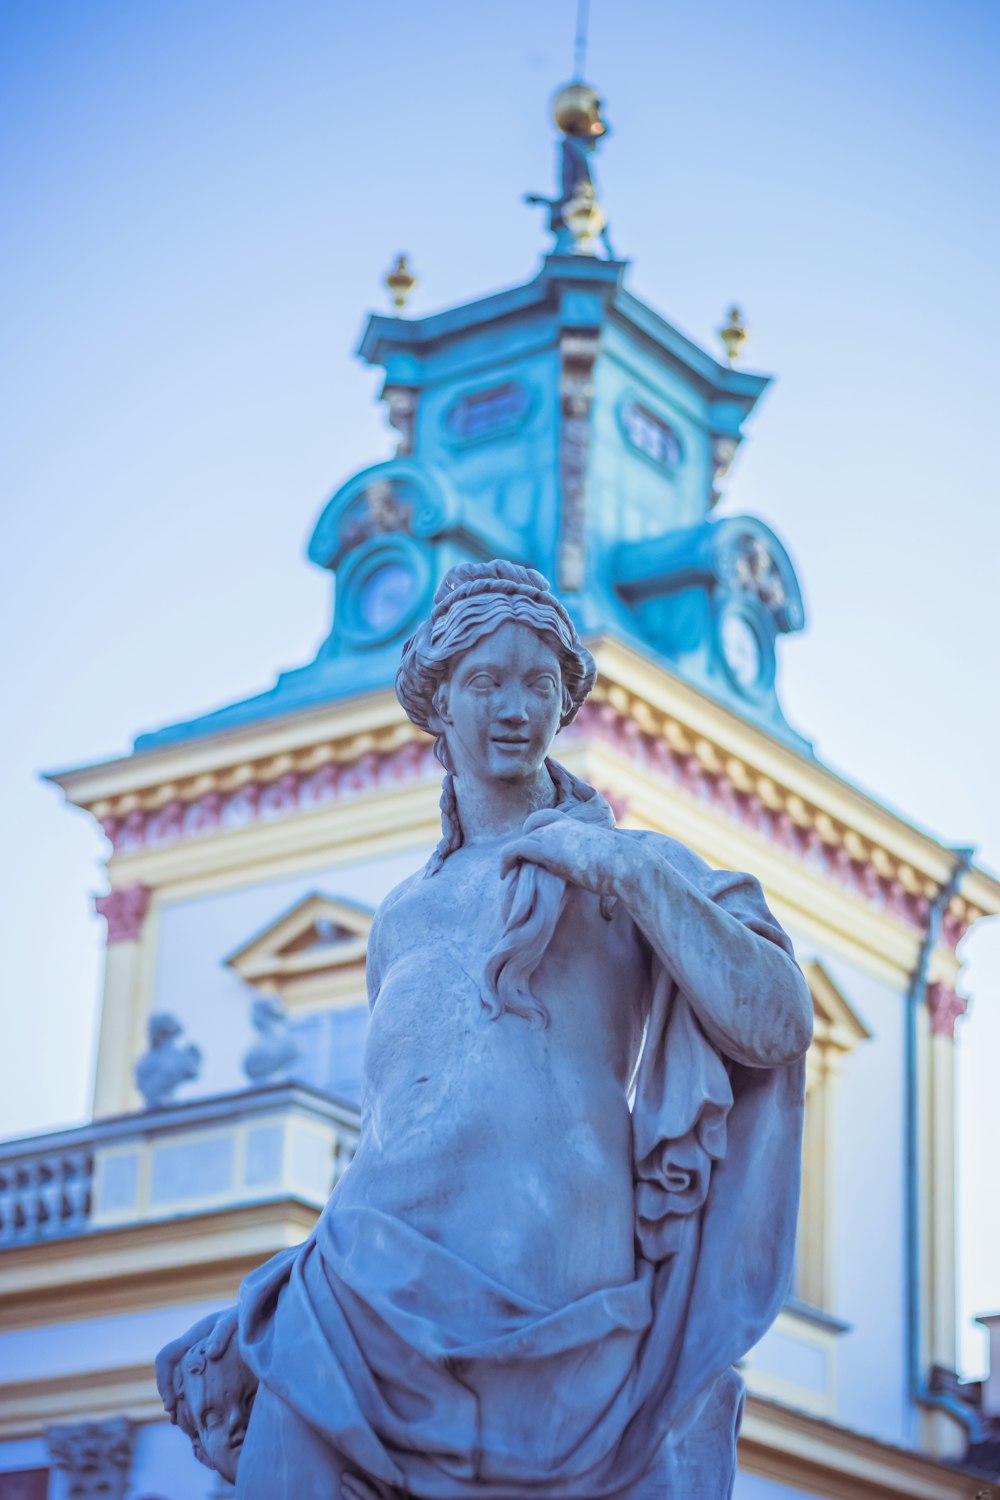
[384,253,416,314]
[719,306,749,364]
[553,81,607,138]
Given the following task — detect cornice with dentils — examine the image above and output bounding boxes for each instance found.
[46,635,1000,939]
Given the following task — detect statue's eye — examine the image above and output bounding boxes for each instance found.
[201,1405,219,1428]
[468,674,496,690]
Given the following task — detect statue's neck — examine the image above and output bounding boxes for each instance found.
[450,765,555,846]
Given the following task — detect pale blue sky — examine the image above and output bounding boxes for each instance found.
[2,0,998,1374]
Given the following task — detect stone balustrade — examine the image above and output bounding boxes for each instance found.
[0,1144,94,1246]
[0,1083,360,1249]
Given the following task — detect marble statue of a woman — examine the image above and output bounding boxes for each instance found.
[157,559,812,1499]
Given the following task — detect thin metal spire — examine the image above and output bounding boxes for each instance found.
[573,0,590,79]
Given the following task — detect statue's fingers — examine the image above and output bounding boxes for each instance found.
[205,1305,239,1359]
[522,807,563,834]
[499,839,541,877]
[498,845,526,878]
[158,1312,219,1372]
[499,835,561,879]
[156,1310,225,1406]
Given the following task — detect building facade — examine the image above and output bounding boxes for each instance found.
[2,83,998,1500]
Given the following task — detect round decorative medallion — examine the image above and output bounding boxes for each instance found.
[720,609,763,692]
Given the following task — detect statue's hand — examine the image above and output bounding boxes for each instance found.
[204,1303,239,1358]
[500,815,631,896]
[155,1305,239,1412]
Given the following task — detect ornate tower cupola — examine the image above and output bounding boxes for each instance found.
[138,84,806,753]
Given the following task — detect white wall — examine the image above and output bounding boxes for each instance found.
[0,1300,223,1382]
[128,1419,217,1500]
[790,927,911,1447]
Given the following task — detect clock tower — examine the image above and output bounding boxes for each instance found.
[137,80,807,755]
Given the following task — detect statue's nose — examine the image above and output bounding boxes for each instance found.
[496,686,529,723]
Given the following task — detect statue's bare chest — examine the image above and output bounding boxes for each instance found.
[370,841,648,1088]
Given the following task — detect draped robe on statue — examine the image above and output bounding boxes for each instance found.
[236,769,806,1499]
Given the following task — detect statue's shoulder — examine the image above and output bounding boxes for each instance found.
[366,868,425,1000]
[619,826,713,883]
[372,867,425,927]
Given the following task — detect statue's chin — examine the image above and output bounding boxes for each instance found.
[202,1438,242,1485]
[492,762,546,783]
[485,745,551,780]
[216,1453,239,1485]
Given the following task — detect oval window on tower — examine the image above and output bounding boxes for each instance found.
[620,400,682,470]
[359,562,418,633]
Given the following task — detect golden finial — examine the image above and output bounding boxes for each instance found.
[719,306,748,364]
[553,81,607,139]
[385,254,416,314]
[562,182,606,255]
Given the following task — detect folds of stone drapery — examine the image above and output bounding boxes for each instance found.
[237,950,804,1498]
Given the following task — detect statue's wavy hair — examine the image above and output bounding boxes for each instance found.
[171,1331,230,1447]
[395,560,602,1027]
[396,560,595,761]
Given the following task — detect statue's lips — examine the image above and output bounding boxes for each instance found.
[491,736,531,746]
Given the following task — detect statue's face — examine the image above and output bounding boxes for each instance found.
[437,621,564,783]
[184,1347,256,1483]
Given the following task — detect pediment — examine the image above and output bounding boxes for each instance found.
[803,959,872,1056]
[225,893,373,1012]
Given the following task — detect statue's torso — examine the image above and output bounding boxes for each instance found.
[334,837,651,1305]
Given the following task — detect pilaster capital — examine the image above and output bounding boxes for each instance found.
[46,1417,135,1500]
[95,883,152,944]
[927,980,968,1041]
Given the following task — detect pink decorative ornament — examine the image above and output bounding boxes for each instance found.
[712,777,740,819]
[771,812,794,852]
[147,800,184,846]
[117,809,148,854]
[301,764,339,806]
[679,756,707,799]
[740,793,765,833]
[649,739,677,779]
[894,891,912,921]
[184,793,223,837]
[340,751,380,798]
[926,981,969,1040]
[386,742,424,783]
[260,773,300,820]
[223,783,260,830]
[941,911,967,951]
[95,884,152,943]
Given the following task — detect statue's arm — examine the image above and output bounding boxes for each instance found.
[620,835,811,1067]
[501,822,811,1068]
